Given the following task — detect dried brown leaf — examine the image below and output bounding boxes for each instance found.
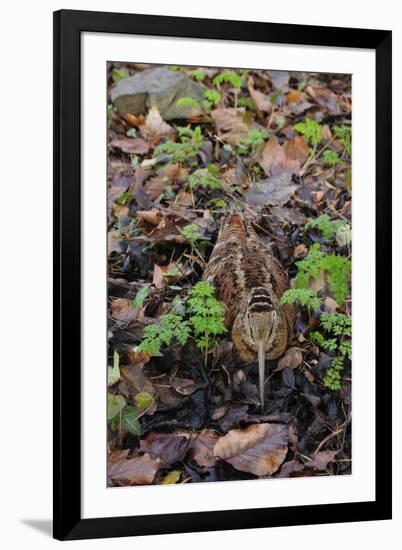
[140,106,175,142]
[211,108,250,145]
[189,430,219,468]
[259,136,301,177]
[110,298,141,323]
[108,452,161,485]
[108,230,122,255]
[109,136,150,155]
[247,79,272,113]
[214,423,289,476]
[144,163,188,200]
[275,347,303,372]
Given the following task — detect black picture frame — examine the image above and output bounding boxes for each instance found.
[53,9,392,541]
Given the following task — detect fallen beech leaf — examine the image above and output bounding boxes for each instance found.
[276,459,306,477]
[245,173,298,207]
[268,70,290,91]
[214,423,289,476]
[121,364,155,397]
[108,229,122,255]
[283,135,309,164]
[307,85,350,115]
[112,202,129,225]
[259,136,301,177]
[121,112,145,127]
[189,430,219,467]
[152,263,180,289]
[109,136,150,155]
[170,377,197,395]
[136,208,162,226]
[211,108,249,145]
[144,163,188,200]
[307,450,338,470]
[275,347,303,371]
[140,106,175,142]
[247,79,272,113]
[108,452,161,485]
[140,432,192,465]
[293,243,307,259]
[110,298,141,323]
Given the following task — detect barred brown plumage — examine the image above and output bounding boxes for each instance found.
[202,212,295,409]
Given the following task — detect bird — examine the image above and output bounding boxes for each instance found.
[202,212,295,409]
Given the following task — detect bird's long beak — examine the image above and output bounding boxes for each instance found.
[258,340,265,411]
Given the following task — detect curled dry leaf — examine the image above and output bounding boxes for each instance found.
[211,108,250,145]
[108,452,161,486]
[306,85,351,115]
[152,263,179,289]
[275,347,303,372]
[140,106,175,143]
[170,376,198,395]
[214,423,289,476]
[189,430,219,468]
[109,136,151,155]
[247,79,272,113]
[136,208,162,226]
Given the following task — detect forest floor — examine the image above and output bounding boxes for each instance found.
[107,63,352,486]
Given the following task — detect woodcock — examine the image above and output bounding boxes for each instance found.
[202,213,295,408]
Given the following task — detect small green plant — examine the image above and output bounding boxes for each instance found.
[115,191,131,206]
[210,198,228,210]
[294,244,351,306]
[309,312,351,390]
[132,284,150,308]
[203,89,221,108]
[176,96,200,108]
[180,223,202,246]
[188,170,222,191]
[213,71,243,89]
[235,128,269,155]
[111,67,128,83]
[280,288,322,313]
[192,68,206,81]
[333,125,351,156]
[323,149,341,166]
[136,313,191,356]
[294,117,323,146]
[305,214,348,241]
[237,97,256,111]
[154,125,203,163]
[187,282,226,353]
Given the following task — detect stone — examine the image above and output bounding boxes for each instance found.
[111,68,205,120]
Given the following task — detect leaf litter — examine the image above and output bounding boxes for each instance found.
[107,62,352,487]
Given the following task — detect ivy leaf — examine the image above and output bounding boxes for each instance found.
[107,393,126,421]
[122,406,141,436]
[134,391,154,413]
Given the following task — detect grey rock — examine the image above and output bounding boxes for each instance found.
[111,68,205,120]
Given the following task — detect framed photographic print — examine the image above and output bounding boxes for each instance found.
[53,9,392,541]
